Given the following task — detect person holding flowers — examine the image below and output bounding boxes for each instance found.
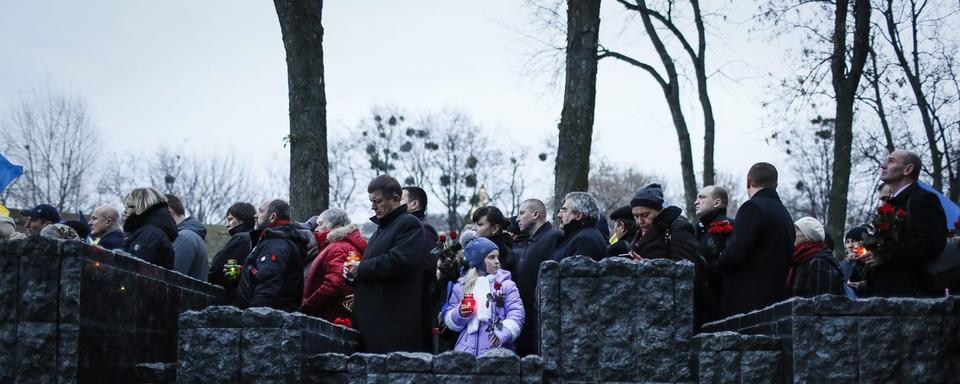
[444,237,524,356]
[861,150,946,297]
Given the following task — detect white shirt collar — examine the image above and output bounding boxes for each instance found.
[891,183,912,198]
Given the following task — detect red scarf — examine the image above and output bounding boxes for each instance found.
[787,241,825,294]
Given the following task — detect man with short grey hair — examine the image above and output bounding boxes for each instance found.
[551,191,606,261]
[90,204,124,249]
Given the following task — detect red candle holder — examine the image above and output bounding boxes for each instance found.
[461,293,476,313]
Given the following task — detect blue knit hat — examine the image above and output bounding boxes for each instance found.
[464,237,499,269]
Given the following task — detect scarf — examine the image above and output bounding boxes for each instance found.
[787,241,825,294]
[466,274,495,334]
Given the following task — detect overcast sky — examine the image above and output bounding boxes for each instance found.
[0,1,794,215]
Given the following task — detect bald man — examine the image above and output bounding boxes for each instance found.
[90,204,124,250]
[863,149,946,296]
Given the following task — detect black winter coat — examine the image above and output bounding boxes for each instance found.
[489,232,517,274]
[695,208,733,326]
[631,206,698,262]
[353,205,427,353]
[96,229,124,250]
[715,188,794,318]
[513,222,562,356]
[209,223,254,304]
[868,183,947,297]
[791,246,845,298]
[234,223,308,312]
[122,204,178,270]
[552,219,607,262]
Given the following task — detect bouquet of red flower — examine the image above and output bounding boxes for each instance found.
[333,317,353,329]
[434,230,465,282]
[705,219,734,254]
[862,202,907,264]
[485,281,506,342]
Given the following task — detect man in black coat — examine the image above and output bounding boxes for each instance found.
[234,199,307,312]
[90,204,124,250]
[552,192,607,262]
[402,185,441,352]
[714,163,794,318]
[345,175,427,353]
[862,150,946,297]
[693,185,733,325]
[513,198,562,356]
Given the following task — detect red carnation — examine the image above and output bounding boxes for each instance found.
[334,317,353,328]
[493,281,502,290]
[896,208,906,219]
[439,234,447,243]
[877,203,895,215]
[878,222,891,231]
[449,230,458,240]
[707,220,734,235]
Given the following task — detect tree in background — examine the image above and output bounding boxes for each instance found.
[600,0,719,215]
[1,88,98,212]
[588,158,657,216]
[554,0,602,211]
[274,0,329,221]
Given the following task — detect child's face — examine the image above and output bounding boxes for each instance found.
[484,250,501,275]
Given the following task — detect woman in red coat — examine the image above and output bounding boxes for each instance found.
[302,208,367,322]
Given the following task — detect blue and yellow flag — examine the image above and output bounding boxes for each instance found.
[0,153,23,193]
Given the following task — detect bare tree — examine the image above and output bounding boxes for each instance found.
[149,149,256,224]
[1,88,99,212]
[274,0,329,221]
[588,158,658,216]
[328,135,361,211]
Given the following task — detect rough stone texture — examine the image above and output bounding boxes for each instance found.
[177,306,360,383]
[697,295,960,383]
[539,257,696,383]
[0,237,222,383]
[433,350,477,374]
[537,261,561,374]
[303,350,534,384]
[520,355,544,384]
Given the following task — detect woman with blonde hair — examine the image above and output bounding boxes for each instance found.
[121,187,178,269]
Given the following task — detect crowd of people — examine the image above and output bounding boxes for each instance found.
[1,149,955,357]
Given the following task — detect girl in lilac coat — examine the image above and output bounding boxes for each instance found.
[444,237,525,355]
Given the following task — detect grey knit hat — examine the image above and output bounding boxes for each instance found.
[630,183,664,210]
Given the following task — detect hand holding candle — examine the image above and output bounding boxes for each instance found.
[459,293,476,317]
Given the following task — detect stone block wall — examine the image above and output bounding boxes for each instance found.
[701,295,960,382]
[0,237,222,383]
[177,306,360,383]
[537,256,695,382]
[693,331,784,383]
[304,349,544,384]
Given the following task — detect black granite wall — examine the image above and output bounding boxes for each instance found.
[0,237,223,383]
[177,306,360,383]
[304,349,544,384]
[701,295,960,382]
[537,256,696,382]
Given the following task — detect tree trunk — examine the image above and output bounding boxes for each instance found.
[883,0,942,190]
[274,0,329,221]
[691,0,716,187]
[636,0,698,216]
[826,0,871,258]
[554,0,601,212]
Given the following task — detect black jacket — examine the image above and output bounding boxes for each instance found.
[96,229,124,250]
[209,223,254,304]
[715,188,794,318]
[353,205,427,353]
[607,228,638,258]
[234,223,308,312]
[868,182,947,297]
[489,232,517,274]
[695,208,733,326]
[791,246,845,298]
[552,218,607,262]
[122,204,178,270]
[631,206,698,263]
[514,221,562,356]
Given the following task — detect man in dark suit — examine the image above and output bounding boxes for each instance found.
[693,185,733,327]
[862,150,946,297]
[513,198,562,356]
[345,175,427,353]
[714,163,795,318]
